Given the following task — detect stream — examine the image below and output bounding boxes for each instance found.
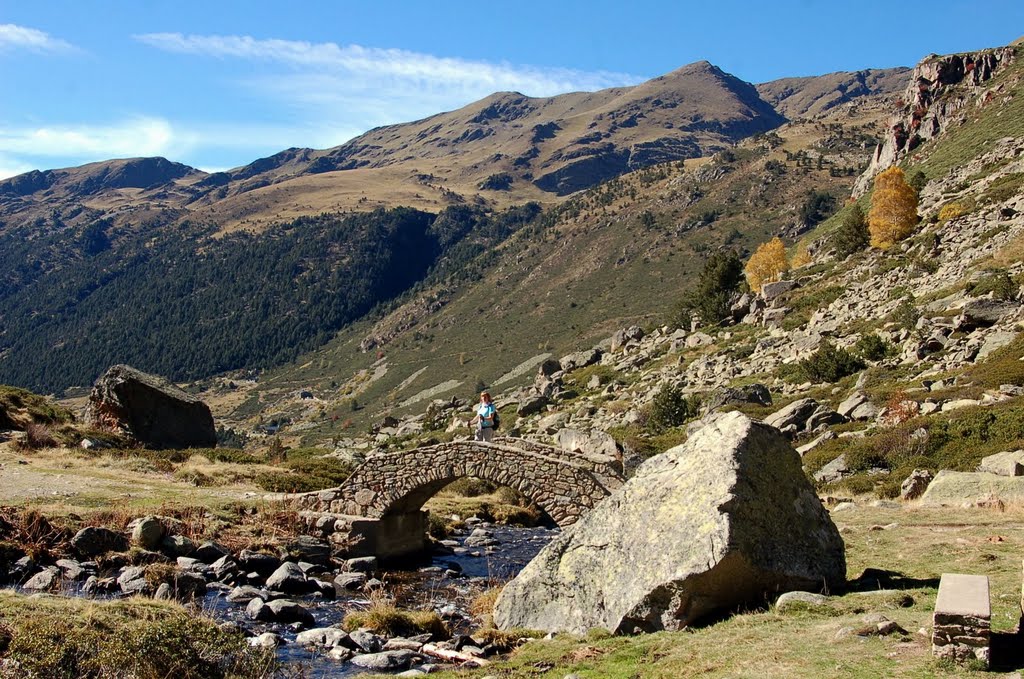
[6,523,555,675]
[212,523,556,676]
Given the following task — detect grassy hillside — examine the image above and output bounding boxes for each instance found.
[214,97,893,437]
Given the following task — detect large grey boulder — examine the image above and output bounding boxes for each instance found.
[493,412,845,634]
[554,428,620,461]
[763,398,819,435]
[610,326,645,353]
[957,299,1019,331]
[762,280,797,302]
[978,450,1024,476]
[559,348,602,372]
[837,392,878,421]
[266,562,309,594]
[84,364,216,448]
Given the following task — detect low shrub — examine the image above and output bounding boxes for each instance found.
[470,585,504,619]
[427,513,451,539]
[0,594,269,678]
[444,477,498,497]
[646,386,701,433]
[797,341,866,383]
[0,386,74,426]
[937,201,969,221]
[968,270,1018,300]
[854,334,892,361]
[20,423,57,450]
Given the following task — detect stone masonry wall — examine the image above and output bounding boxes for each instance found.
[299,437,625,527]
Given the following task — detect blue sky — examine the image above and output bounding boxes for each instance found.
[1,1,1022,178]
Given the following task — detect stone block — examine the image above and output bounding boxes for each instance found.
[932,573,990,667]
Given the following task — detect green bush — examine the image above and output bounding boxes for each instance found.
[444,477,497,497]
[797,341,866,383]
[888,300,919,329]
[854,334,892,361]
[255,456,354,493]
[1,600,267,678]
[647,386,701,433]
[969,270,1018,300]
[831,204,869,258]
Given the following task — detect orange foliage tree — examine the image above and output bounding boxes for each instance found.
[869,167,919,248]
[745,236,790,293]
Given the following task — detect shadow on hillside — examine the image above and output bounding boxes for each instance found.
[843,568,941,592]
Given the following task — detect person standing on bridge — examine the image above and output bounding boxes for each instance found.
[469,391,497,442]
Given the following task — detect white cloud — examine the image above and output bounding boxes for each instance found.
[0,24,74,53]
[0,118,177,159]
[0,117,355,175]
[0,153,35,180]
[134,32,642,99]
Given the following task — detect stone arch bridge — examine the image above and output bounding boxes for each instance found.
[298,438,625,562]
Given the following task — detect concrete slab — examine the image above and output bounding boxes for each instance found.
[935,573,991,619]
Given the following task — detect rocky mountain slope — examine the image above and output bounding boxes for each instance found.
[0,61,904,395]
[757,67,909,119]
[205,80,897,437]
[199,41,1024,512]
[0,63,904,237]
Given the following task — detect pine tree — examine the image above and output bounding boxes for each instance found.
[869,167,919,248]
[832,204,869,257]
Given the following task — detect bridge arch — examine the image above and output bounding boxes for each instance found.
[304,438,624,525]
[298,438,624,561]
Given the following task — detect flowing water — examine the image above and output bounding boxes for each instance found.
[7,524,555,676]
[211,523,557,676]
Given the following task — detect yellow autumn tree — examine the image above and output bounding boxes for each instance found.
[868,167,919,248]
[745,236,790,293]
[790,242,812,268]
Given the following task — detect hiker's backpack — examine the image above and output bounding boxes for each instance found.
[492,409,501,430]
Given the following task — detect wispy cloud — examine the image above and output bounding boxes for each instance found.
[0,118,177,159]
[0,152,35,180]
[0,24,74,53]
[0,117,352,177]
[134,32,643,99]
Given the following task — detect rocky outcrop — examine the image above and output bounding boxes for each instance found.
[854,46,1016,195]
[85,364,216,449]
[493,412,845,634]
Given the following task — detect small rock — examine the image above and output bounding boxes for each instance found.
[775,591,828,612]
[349,650,418,671]
[349,629,386,653]
[131,516,166,550]
[22,567,61,591]
[346,556,378,572]
[248,632,283,648]
[900,469,934,500]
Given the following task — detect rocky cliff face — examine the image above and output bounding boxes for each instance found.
[854,46,1016,195]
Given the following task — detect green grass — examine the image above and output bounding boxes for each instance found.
[0,385,73,427]
[426,505,1024,678]
[0,591,271,678]
[341,594,448,639]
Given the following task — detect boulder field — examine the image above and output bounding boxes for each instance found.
[493,411,845,634]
